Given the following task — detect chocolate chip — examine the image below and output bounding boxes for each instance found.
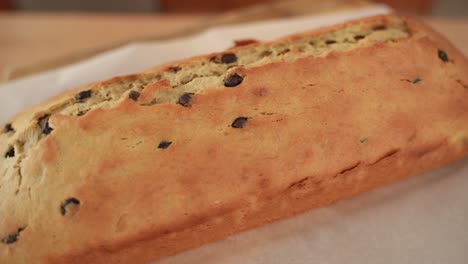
[325,40,336,45]
[221,53,237,64]
[38,115,53,135]
[168,66,182,73]
[129,91,140,101]
[402,77,422,84]
[60,198,80,216]
[42,121,53,134]
[209,56,220,63]
[438,49,449,62]
[2,227,25,244]
[158,141,172,149]
[277,48,290,55]
[177,93,194,107]
[231,117,248,128]
[2,234,18,244]
[260,50,273,57]
[75,90,92,101]
[4,123,14,133]
[5,147,14,158]
[354,35,365,41]
[372,25,386,31]
[224,73,243,87]
[210,53,237,64]
[412,77,422,84]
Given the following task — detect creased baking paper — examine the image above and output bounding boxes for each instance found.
[0,4,467,263]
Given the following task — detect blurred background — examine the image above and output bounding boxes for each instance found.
[0,0,467,82]
[1,0,467,15]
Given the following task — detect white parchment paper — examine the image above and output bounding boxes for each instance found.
[1,4,467,263]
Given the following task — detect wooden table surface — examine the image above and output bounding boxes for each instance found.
[0,12,467,82]
[0,12,208,80]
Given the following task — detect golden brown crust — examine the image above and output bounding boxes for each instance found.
[1,15,467,263]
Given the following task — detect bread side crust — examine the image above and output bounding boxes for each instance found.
[52,135,466,264]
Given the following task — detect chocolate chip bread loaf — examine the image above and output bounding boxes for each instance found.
[1,15,468,263]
